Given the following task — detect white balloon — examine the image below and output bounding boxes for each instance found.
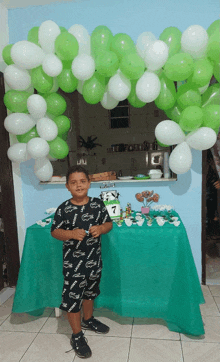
[71,54,95,80]
[34,157,53,181]
[181,25,208,59]
[4,64,31,90]
[42,54,63,77]
[144,40,169,71]
[169,142,192,174]
[27,138,50,159]
[11,41,45,69]
[36,117,58,141]
[68,24,91,55]
[108,71,131,101]
[186,127,217,151]
[136,32,157,59]
[77,80,84,94]
[4,113,35,135]
[101,88,119,109]
[155,120,186,145]
[136,71,161,103]
[27,94,47,120]
[38,20,61,54]
[7,143,30,163]
[47,154,57,161]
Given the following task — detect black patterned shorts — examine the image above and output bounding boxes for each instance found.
[60,238,102,313]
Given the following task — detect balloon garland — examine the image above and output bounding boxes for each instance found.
[2,20,220,180]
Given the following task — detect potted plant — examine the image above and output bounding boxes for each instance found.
[135,190,160,214]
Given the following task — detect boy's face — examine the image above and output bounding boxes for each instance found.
[66,172,90,199]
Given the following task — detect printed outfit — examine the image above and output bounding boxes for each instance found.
[51,197,111,313]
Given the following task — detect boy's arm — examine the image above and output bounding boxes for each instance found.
[51,228,86,241]
[89,221,113,238]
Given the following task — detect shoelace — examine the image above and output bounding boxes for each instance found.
[65,334,89,354]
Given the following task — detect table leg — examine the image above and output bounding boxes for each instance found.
[55,308,62,317]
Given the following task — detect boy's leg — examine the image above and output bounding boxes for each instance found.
[82,299,94,320]
[67,311,81,334]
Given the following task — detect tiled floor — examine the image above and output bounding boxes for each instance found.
[0,285,220,362]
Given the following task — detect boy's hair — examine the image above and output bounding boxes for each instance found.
[66,165,90,183]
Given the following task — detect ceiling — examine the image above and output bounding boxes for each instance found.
[0,0,83,9]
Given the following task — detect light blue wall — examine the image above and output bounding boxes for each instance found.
[8,0,219,280]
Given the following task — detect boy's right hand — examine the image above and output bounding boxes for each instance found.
[72,228,86,241]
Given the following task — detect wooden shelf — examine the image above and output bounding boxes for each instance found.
[40,178,177,185]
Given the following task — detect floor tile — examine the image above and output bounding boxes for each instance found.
[200,294,220,316]
[128,338,183,362]
[19,333,73,362]
[181,316,220,343]
[0,308,53,333]
[40,310,72,334]
[214,297,220,311]
[182,341,220,362]
[74,335,130,362]
[132,318,180,340]
[89,309,133,337]
[209,285,220,297]
[0,331,37,362]
[201,285,212,297]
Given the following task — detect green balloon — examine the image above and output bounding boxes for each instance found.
[202,83,220,107]
[213,62,220,83]
[82,72,105,104]
[62,60,73,69]
[176,83,201,110]
[95,50,119,77]
[127,79,146,108]
[207,31,220,64]
[154,72,176,110]
[27,27,39,45]
[2,44,14,65]
[17,126,39,143]
[57,68,78,93]
[60,26,67,33]
[159,26,182,57]
[31,66,53,93]
[45,93,67,116]
[91,26,113,58]
[110,33,136,61]
[187,58,213,88]
[165,102,182,123]
[164,53,194,81]
[4,90,30,113]
[207,20,220,37]
[55,32,79,61]
[60,131,68,141]
[48,137,69,159]
[120,53,145,80]
[179,106,203,132]
[53,115,71,136]
[202,105,220,130]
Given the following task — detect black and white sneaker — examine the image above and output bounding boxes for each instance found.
[81,316,110,334]
[66,331,92,359]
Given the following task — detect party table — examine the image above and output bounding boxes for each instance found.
[12,211,205,336]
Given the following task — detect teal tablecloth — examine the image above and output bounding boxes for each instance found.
[12,211,205,336]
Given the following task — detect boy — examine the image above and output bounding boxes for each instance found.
[51,165,113,358]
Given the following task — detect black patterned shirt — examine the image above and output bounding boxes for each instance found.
[51,197,112,249]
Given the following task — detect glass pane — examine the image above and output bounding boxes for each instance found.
[111,118,129,128]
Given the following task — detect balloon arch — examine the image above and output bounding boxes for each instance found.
[2,20,220,181]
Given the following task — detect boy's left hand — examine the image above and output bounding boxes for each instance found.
[89,225,103,238]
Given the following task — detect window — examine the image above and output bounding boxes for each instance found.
[109,99,130,129]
